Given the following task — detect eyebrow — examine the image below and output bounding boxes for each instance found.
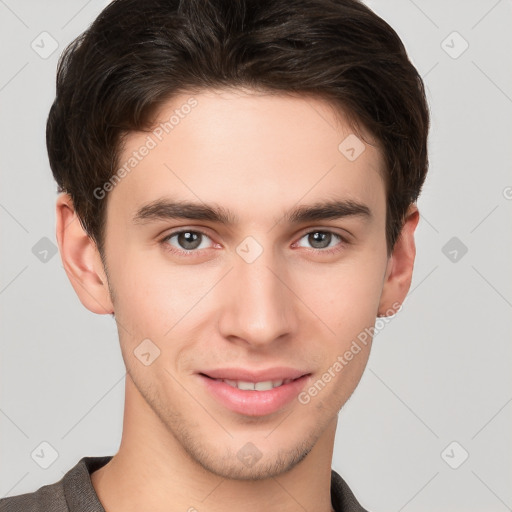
[132,197,372,226]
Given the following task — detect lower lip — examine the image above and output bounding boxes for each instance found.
[199,374,311,417]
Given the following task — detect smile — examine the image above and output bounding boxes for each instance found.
[211,378,295,391]
[199,373,311,416]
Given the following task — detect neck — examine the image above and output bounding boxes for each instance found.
[91,374,337,512]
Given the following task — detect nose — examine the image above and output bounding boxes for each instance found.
[217,246,298,348]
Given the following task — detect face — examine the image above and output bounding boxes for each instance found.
[62,88,412,480]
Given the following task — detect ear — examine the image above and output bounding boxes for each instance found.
[55,192,114,315]
[377,204,420,317]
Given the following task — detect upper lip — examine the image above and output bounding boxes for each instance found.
[200,367,309,382]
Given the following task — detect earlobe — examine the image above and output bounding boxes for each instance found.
[55,192,114,315]
[377,204,420,317]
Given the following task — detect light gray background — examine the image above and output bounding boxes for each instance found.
[1,1,511,511]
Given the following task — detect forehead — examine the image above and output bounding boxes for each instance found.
[108,88,386,228]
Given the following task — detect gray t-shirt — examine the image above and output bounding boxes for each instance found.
[0,456,369,511]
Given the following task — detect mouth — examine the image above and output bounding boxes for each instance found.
[198,372,312,417]
[199,373,303,391]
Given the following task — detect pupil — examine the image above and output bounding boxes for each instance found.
[179,231,200,250]
[310,232,329,249]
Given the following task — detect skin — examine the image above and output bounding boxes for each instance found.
[56,88,419,512]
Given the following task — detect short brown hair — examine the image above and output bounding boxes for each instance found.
[47,0,430,259]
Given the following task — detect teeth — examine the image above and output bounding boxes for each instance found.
[216,378,291,390]
[255,381,273,391]
[238,380,256,390]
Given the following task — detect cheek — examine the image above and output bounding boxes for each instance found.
[301,260,385,406]
[108,247,191,326]
[298,254,386,336]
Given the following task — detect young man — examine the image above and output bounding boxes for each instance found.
[0,0,429,510]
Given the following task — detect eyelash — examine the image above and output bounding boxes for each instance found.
[159,229,349,257]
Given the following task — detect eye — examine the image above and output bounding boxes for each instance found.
[161,230,214,254]
[294,230,347,253]
[160,228,348,258]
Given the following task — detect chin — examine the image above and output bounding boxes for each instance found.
[182,426,321,481]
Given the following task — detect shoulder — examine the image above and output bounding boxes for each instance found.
[0,455,112,512]
[0,479,68,512]
[331,468,371,512]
